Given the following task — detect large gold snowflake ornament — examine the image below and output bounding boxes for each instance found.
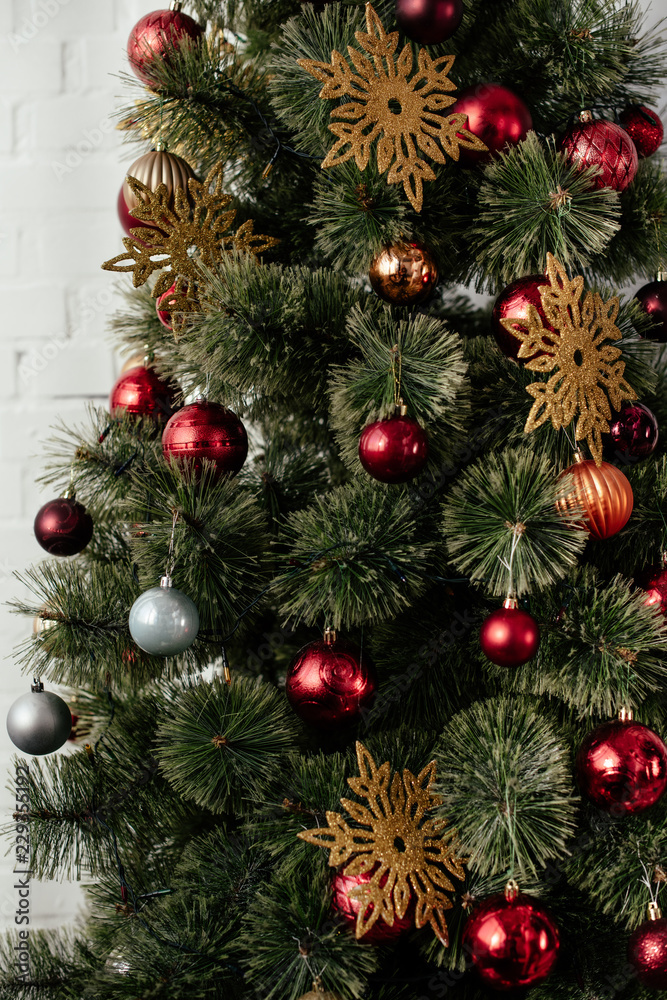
[504,253,637,466]
[297,4,486,212]
[297,742,466,945]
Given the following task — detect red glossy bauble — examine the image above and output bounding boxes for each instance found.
[359,413,429,484]
[162,400,248,480]
[491,273,556,360]
[462,891,560,990]
[34,497,94,557]
[156,282,179,330]
[556,458,633,540]
[285,633,377,727]
[628,914,667,989]
[605,400,659,461]
[332,867,414,942]
[560,116,638,192]
[576,718,667,814]
[619,105,664,158]
[395,0,462,44]
[117,185,154,243]
[451,84,532,164]
[109,366,177,423]
[479,602,540,667]
[636,562,667,617]
[127,8,204,88]
[635,279,667,342]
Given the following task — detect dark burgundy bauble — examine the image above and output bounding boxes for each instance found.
[479,602,540,667]
[34,497,94,557]
[109,366,177,423]
[462,891,560,990]
[576,719,667,814]
[285,634,377,728]
[560,116,638,192]
[620,105,664,158]
[491,273,556,359]
[636,562,667,617]
[332,867,414,942]
[628,915,667,989]
[127,8,204,88]
[359,414,429,484]
[162,400,248,480]
[451,84,532,164]
[395,0,463,44]
[635,279,667,342]
[605,400,659,461]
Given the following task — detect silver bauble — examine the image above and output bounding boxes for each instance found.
[129,577,199,656]
[7,687,72,755]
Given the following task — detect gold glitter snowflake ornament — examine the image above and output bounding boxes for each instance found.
[504,253,637,466]
[298,742,466,944]
[298,3,486,212]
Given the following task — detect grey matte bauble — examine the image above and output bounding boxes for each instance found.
[129,584,199,656]
[7,689,72,755]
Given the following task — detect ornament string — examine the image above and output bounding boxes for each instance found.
[497,523,524,599]
[390,344,402,408]
[638,850,662,909]
[165,509,179,579]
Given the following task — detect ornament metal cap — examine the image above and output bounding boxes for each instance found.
[579,109,593,122]
[30,677,44,693]
[323,626,337,644]
[160,575,173,589]
[394,398,408,417]
[648,901,663,921]
[503,596,519,610]
[657,271,667,282]
[170,1,184,9]
[619,706,634,722]
[504,879,520,902]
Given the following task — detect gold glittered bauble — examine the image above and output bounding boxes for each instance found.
[369,241,438,306]
[122,149,197,219]
[120,354,147,375]
[556,455,633,540]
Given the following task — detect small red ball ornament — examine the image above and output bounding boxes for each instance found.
[395,0,462,44]
[636,560,667,617]
[359,404,429,484]
[162,399,248,480]
[462,883,560,990]
[556,456,633,540]
[576,713,667,815]
[619,105,664,158]
[332,867,414,942]
[635,278,667,342]
[451,84,532,164]
[628,905,667,989]
[491,273,556,359]
[127,7,204,88]
[560,112,638,192]
[285,628,377,728]
[479,599,540,667]
[605,400,659,461]
[109,366,177,423]
[34,495,94,557]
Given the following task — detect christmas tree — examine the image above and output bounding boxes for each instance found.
[6,0,667,996]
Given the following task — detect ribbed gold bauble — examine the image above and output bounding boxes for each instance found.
[122,149,197,217]
[556,456,633,539]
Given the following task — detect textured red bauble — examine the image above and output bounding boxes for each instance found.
[605,400,659,461]
[479,602,540,667]
[34,497,94,557]
[109,366,177,423]
[491,274,556,359]
[395,0,463,44]
[556,458,633,540]
[359,413,429,484]
[451,84,532,164]
[285,632,377,727]
[619,105,664,158]
[332,867,414,942]
[462,891,560,990]
[127,8,204,88]
[636,561,667,617]
[628,913,667,989]
[162,400,248,480]
[576,718,667,814]
[635,279,667,342]
[560,116,638,192]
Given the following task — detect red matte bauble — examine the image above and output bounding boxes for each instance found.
[491,274,556,359]
[556,459,633,539]
[560,117,638,191]
[635,280,667,342]
[576,719,667,814]
[628,916,667,989]
[285,636,377,727]
[395,0,462,44]
[127,8,204,88]
[34,498,94,557]
[332,867,414,942]
[605,401,659,461]
[619,105,664,158]
[636,562,667,617]
[479,605,540,667]
[451,84,532,164]
[162,401,248,480]
[462,892,560,990]
[359,415,429,484]
[109,366,177,423]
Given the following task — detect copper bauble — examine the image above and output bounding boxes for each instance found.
[34,497,93,557]
[359,411,429,484]
[628,910,667,989]
[491,273,555,360]
[576,718,667,814]
[285,631,377,728]
[479,600,540,667]
[556,458,633,540]
[162,400,248,480]
[122,149,197,221]
[369,242,438,306]
[110,366,177,423]
[127,8,204,88]
[560,115,638,192]
[332,866,414,942]
[450,83,532,164]
[619,105,664,158]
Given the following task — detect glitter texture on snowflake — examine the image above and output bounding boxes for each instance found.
[297,3,486,212]
[503,253,637,465]
[297,742,466,945]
